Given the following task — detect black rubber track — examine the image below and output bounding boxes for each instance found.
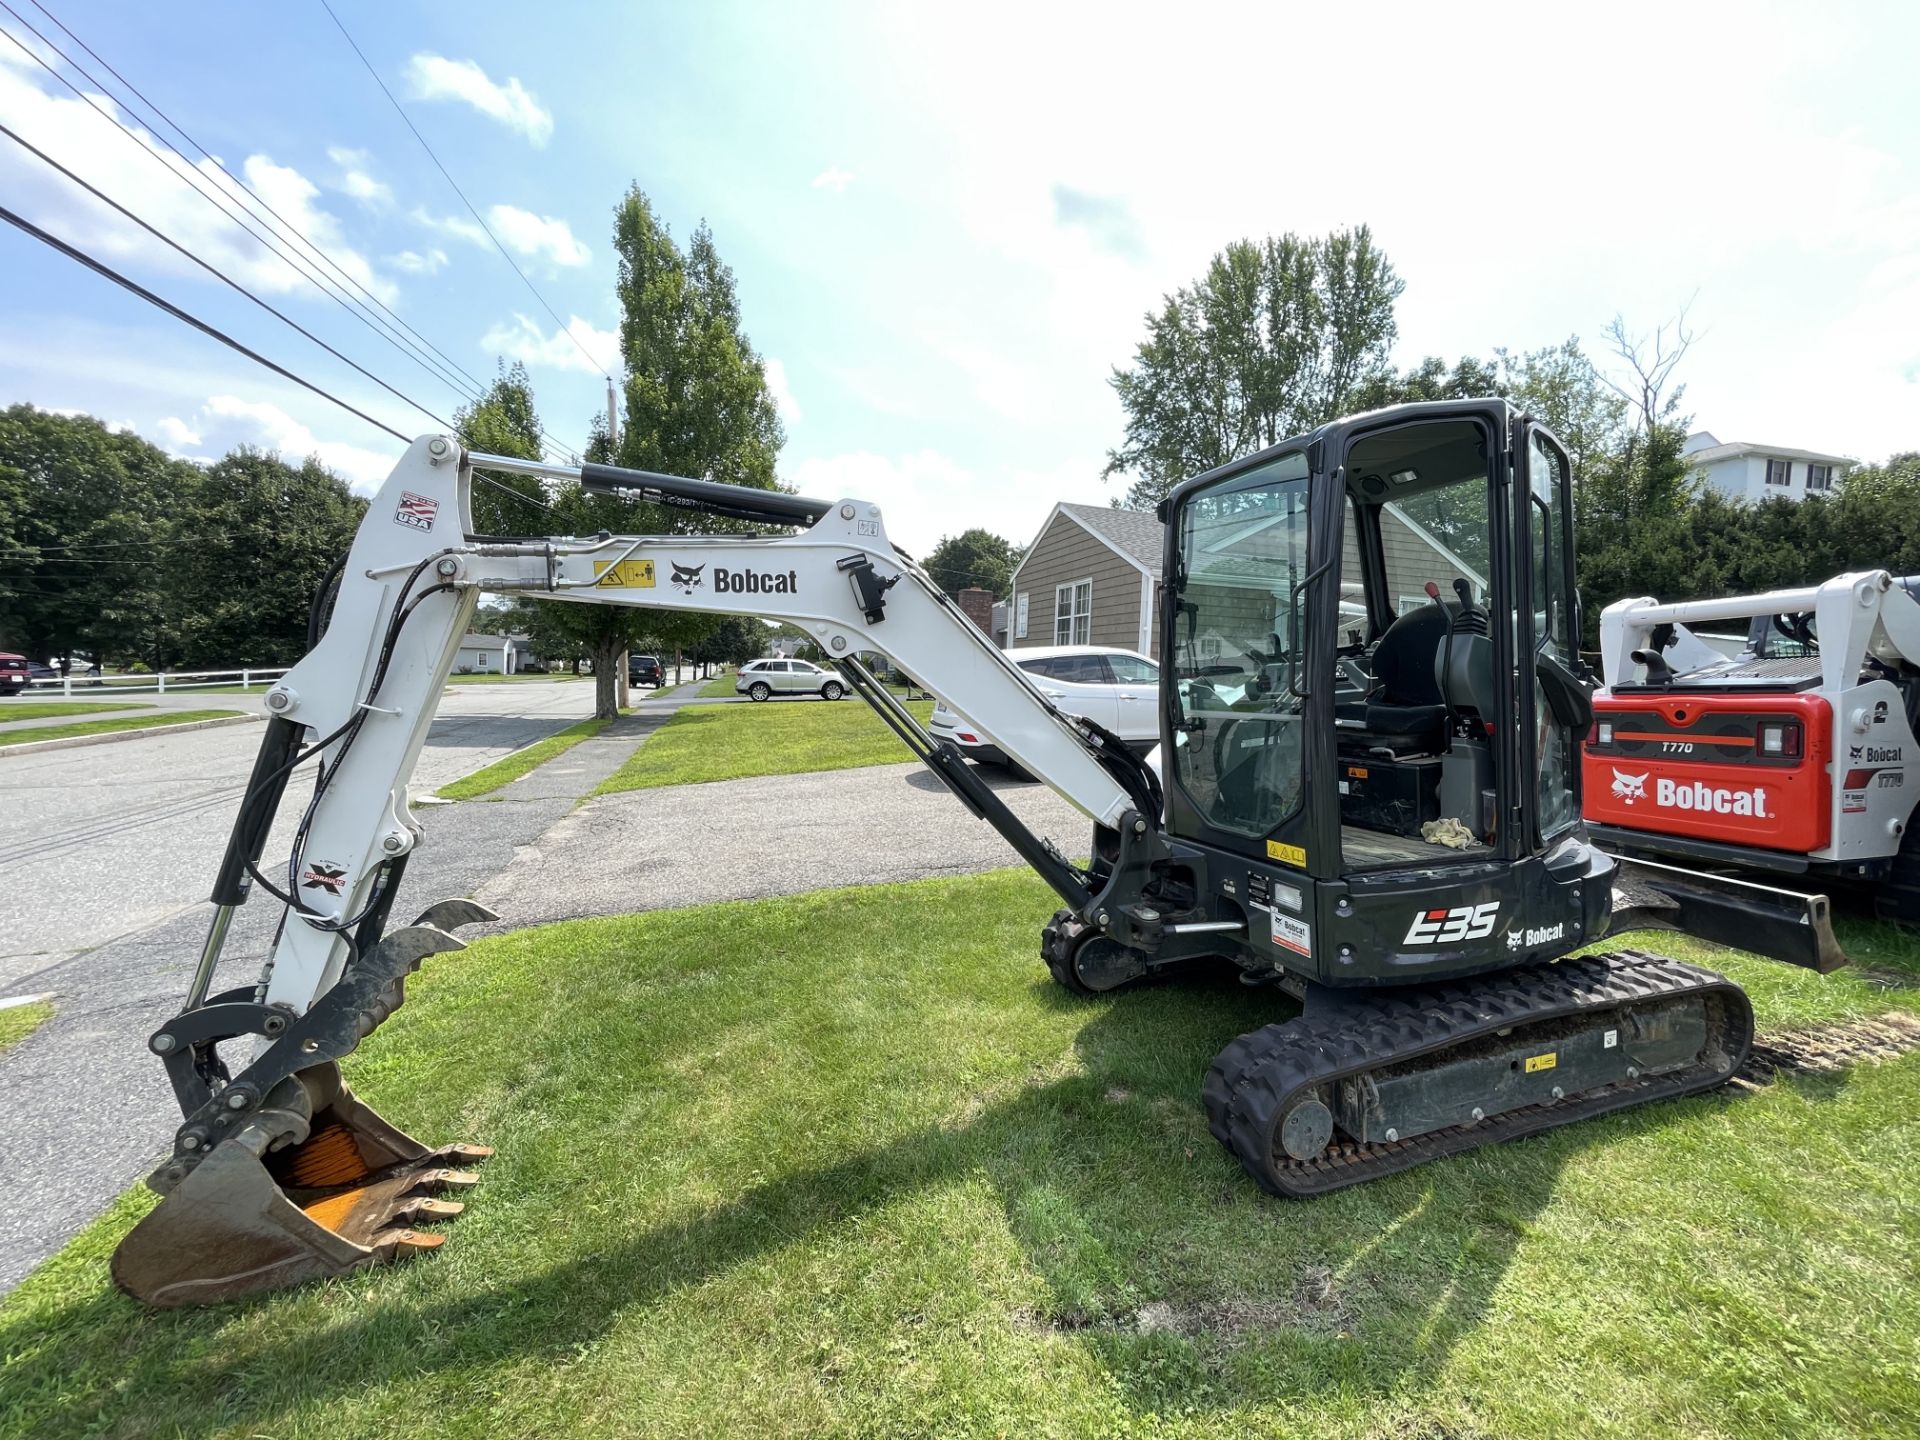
[1202,949,1753,1196]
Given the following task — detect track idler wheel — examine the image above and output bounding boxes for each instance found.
[111,1062,490,1308]
[1040,909,1146,995]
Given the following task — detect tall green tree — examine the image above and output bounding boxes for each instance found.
[1105,226,1403,506]
[455,360,552,536]
[532,189,788,718]
[924,527,1022,597]
[0,405,199,666]
[166,447,365,666]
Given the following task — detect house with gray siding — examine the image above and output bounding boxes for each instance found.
[1007,503,1163,658]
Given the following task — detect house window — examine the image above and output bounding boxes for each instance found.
[1765,458,1792,487]
[1807,463,1834,492]
[1054,579,1091,645]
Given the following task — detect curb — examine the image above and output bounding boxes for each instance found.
[0,993,54,1012]
[0,711,262,759]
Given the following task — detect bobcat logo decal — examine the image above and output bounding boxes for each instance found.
[670,562,705,595]
[1611,769,1649,805]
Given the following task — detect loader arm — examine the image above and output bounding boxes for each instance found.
[113,436,1170,1306]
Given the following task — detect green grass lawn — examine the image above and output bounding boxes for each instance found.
[0,1000,52,1055]
[0,709,243,748]
[436,717,613,800]
[597,695,934,792]
[0,701,152,722]
[3,870,1916,1439]
[698,670,738,698]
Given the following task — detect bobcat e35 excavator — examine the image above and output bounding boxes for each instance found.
[110,399,1845,1307]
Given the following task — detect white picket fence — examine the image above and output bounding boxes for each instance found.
[22,666,291,698]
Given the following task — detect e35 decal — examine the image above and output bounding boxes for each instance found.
[1404,902,1500,946]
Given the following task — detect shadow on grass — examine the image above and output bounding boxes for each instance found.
[9,957,1868,1439]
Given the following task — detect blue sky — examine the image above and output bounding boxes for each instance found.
[2,0,1916,554]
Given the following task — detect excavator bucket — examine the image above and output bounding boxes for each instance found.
[111,1062,491,1308]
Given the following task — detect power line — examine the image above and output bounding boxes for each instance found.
[0,199,410,442]
[22,0,496,407]
[0,119,457,434]
[0,9,488,418]
[0,5,584,465]
[316,0,614,381]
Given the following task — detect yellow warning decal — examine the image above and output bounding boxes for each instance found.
[593,559,656,588]
[1346,765,1370,779]
[1265,840,1307,868]
[1524,1052,1558,1074]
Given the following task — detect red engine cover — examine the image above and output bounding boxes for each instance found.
[1582,692,1831,853]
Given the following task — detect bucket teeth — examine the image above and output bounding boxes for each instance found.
[401,1197,466,1220]
[111,1077,492,1308]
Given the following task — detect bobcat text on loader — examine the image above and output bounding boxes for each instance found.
[110,401,1844,1307]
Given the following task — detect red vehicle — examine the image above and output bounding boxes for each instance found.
[0,652,29,696]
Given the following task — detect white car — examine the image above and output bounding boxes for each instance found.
[930,644,1159,773]
[735,657,847,701]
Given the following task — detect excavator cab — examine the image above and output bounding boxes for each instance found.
[1160,400,1606,986]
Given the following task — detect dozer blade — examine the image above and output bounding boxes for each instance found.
[111,1065,491,1309]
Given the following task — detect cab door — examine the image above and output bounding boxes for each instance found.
[1513,421,1586,844]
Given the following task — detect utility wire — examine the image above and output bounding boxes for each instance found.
[0,8,581,465]
[22,0,494,406]
[316,0,614,381]
[0,200,410,441]
[0,119,456,433]
[0,9,482,415]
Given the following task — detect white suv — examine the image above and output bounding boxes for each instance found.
[929,644,1159,773]
[736,657,847,701]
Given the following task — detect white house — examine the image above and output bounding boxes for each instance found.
[454,632,521,674]
[1684,431,1852,503]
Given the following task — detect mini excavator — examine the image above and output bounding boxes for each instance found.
[111,400,1844,1307]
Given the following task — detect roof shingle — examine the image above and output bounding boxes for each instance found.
[1058,502,1163,572]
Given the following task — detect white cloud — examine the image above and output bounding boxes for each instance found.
[412,206,489,247]
[404,53,553,146]
[811,166,856,194]
[479,313,617,375]
[785,449,1108,556]
[155,416,201,448]
[763,357,801,423]
[485,204,590,266]
[327,145,391,207]
[202,395,399,492]
[414,203,587,266]
[387,247,449,275]
[0,53,396,306]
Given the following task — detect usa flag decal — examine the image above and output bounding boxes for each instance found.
[394,491,439,531]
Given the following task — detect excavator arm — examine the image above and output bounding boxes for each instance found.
[113,436,1170,1306]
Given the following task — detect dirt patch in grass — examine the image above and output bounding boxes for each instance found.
[1740,1009,1920,1081]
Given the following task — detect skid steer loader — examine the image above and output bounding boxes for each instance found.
[110,400,1844,1307]
[1587,573,1920,931]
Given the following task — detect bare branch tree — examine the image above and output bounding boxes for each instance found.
[1601,302,1697,435]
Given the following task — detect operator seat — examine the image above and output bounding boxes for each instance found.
[1364,603,1454,752]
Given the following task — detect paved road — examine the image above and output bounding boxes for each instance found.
[480,760,1086,927]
